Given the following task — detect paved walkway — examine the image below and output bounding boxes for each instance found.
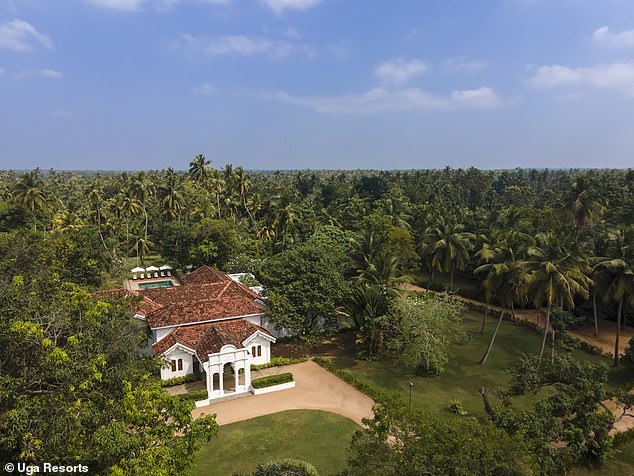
[192,361,374,426]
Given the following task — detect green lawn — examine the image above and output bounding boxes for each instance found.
[192,410,359,476]
[323,310,631,420]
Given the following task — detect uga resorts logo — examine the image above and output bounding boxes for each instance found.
[4,463,88,475]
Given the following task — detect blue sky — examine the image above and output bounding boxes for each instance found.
[1,0,634,170]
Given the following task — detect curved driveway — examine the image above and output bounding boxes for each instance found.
[192,360,374,426]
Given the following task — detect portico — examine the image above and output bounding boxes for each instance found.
[204,345,253,399]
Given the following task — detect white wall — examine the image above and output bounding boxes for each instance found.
[246,335,272,366]
[160,348,195,380]
[154,327,174,343]
[244,315,294,339]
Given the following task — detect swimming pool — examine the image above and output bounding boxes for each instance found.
[138,280,174,289]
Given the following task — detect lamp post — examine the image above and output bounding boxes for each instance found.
[409,382,414,411]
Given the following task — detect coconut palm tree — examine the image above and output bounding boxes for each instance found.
[341,283,390,358]
[522,233,592,368]
[188,154,211,186]
[562,175,607,232]
[420,217,475,290]
[158,168,184,221]
[235,167,255,223]
[593,226,634,367]
[12,171,47,230]
[209,172,226,218]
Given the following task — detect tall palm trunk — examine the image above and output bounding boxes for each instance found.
[480,294,489,334]
[428,268,435,290]
[537,300,552,370]
[614,298,623,367]
[593,289,599,336]
[479,310,505,365]
[450,266,455,290]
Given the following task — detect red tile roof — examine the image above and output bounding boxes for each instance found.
[151,319,273,361]
[136,266,265,329]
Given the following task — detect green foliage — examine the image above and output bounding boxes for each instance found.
[387,294,466,376]
[622,337,634,366]
[485,354,614,473]
[260,233,348,338]
[251,372,294,389]
[174,389,209,402]
[251,356,306,371]
[251,459,319,476]
[0,247,217,472]
[160,372,202,387]
[448,398,468,416]
[346,402,537,475]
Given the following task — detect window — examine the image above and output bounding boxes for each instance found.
[171,360,176,372]
[251,346,256,356]
[257,345,262,357]
[177,358,183,371]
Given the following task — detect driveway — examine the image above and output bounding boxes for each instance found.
[191,360,374,426]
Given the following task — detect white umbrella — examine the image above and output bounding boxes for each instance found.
[131,267,145,273]
[145,266,159,272]
[159,265,172,270]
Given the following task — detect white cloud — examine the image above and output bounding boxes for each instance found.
[329,40,354,62]
[444,57,487,73]
[592,26,634,48]
[284,26,301,39]
[451,87,498,107]
[180,33,313,59]
[0,19,52,51]
[87,0,145,11]
[265,86,498,114]
[261,0,321,14]
[375,58,427,85]
[40,68,63,79]
[528,62,634,96]
[192,83,216,95]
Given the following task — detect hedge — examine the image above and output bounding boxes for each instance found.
[252,459,319,476]
[312,357,387,404]
[173,388,208,402]
[160,372,201,387]
[251,356,307,371]
[252,372,294,389]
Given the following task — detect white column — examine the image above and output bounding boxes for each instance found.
[206,365,212,400]
[219,365,224,395]
[234,363,240,392]
[245,360,252,390]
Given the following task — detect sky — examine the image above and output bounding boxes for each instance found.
[1,0,634,170]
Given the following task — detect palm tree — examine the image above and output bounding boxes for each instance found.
[235,167,255,223]
[562,175,607,233]
[420,217,475,290]
[341,283,390,357]
[593,226,634,367]
[522,233,592,368]
[158,168,184,221]
[131,236,154,266]
[119,193,142,259]
[12,171,47,230]
[189,154,211,185]
[209,172,226,218]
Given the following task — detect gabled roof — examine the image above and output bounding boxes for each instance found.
[152,319,274,362]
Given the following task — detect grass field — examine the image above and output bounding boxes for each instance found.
[192,410,359,476]
[323,310,631,420]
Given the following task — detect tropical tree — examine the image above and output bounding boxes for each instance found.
[188,153,211,186]
[522,233,592,367]
[420,217,475,290]
[593,226,634,367]
[12,170,47,230]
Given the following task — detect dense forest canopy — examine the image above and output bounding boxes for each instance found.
[2,161,634,474]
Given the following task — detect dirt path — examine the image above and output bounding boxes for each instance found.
[192,360,374,426]
[402,283,634,356]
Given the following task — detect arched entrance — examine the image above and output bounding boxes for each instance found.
[223,362,236,393]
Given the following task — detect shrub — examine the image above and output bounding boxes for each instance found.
[448,399,468,416]
[251,372,294,389]
[252,459,319,476]
[160,372,201,387]
[174,389,208,402]
[621,337,634,367]
[251,356,307,371]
